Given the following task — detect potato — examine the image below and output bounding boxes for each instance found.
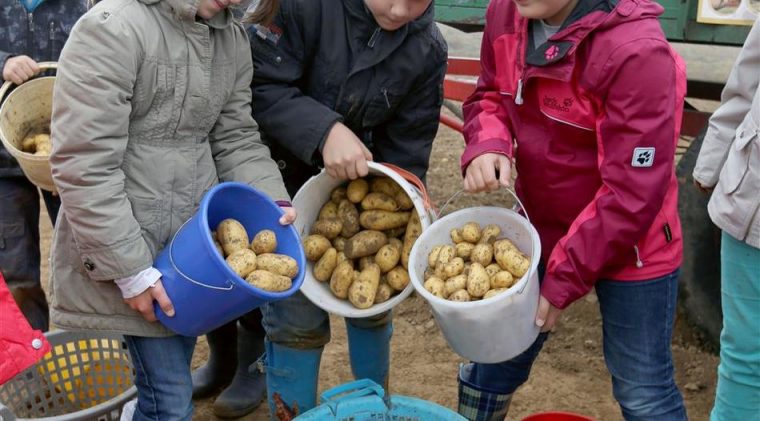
[318,201,339,220]
[423,267,435,281]
[449,289,472,302]
[330,186,348,204]
[455,242,475,261]
[444,274,467,297]
[384,227,407,239]
[461,222,481,243]
[246,270,292,292]
[450,229,465,244]
[369,177,399,196]
[226,249,257,278]
[479,224,502,244]
[401,212,422,269]
[495,247,531,278]
[466,263,490,298]
[332,236,346,252]
[361,192,398,211]
[336,251,350,266]
[485,263,502,279]
[424,276,446,298]
[348,263,381,309]
[256,253,299,279]
[491,271,515,289]
[217,219,249,256]
[251,229,277,254]
[442,257,465,279]
[374,244,400,273]
[427,245,443,268]
[303,235,331,261]
[388,238,403,250]
[386,266,410,291]
[310,218,343,239]
[313,248,338,282]
[359,256,375,271]
[22,135,37,152]
[435,245,456,268]
[347,179,369,203]
[359,210,411,231]
[484,288,508,299]
[470,243,494,267]
[374,281,395,304]
[338,200,361,237]
[34,143,51,156]
[394,191,414,211]
[494,239,517,254]
[344,230,388,259]
[214,240,224,257]
[329,261,355,299]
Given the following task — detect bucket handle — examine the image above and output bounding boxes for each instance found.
[0,61,57,103]
[167,218,235,291]
[377,162,437,213]
[319,379,387,412]
[440,187,534,295]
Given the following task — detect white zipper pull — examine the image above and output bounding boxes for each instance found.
[515,79,524,105]
[633,246,644,268]
[382,88,391,108]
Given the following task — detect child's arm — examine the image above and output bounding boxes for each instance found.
[208,25,290,204]
[540,39,682,310]
[693,21,760,188]
[249,2,342,168]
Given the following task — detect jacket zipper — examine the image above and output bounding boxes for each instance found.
[49,22,55,62]
[514,19,528,106]
[27,12,34,55]
[382,88,391,108]
[633,246,644,268]
[368,27,381,48]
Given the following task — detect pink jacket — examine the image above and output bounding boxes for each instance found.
[461,0,686,309]
[0,272,50,385]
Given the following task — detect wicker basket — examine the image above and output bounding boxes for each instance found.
[0,330,137,421]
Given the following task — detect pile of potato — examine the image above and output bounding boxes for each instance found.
[212,219,299,292]
[423,222,531,302]
[21,132,52,156]
[302,177,422,309]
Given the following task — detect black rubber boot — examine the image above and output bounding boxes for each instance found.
[192,321,237,399]
[213,321,267,418]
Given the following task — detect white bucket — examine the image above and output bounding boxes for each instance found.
[293,161,436,318]
[0,62,57,192]
[408,205,541,363]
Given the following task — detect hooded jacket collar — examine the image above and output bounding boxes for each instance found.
[139,0,233,29]
[342,0,434,37]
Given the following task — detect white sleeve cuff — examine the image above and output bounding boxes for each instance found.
[115,267,162,299]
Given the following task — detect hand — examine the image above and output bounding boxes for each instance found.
[2,55,40,85]
[321,122,373,180]
[535,294,562,332]
[693,179,713,194]
[124,280,175,322]
[279,206,296,225]
[463,153,511,193]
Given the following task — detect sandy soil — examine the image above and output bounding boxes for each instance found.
[38,122,719,421]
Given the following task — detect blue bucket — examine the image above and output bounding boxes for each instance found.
[153,182,305,337]
[295,379,466,420]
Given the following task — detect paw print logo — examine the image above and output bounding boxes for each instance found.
[631,147,655,167]
[545,45,560,61]
[636,151,652,165]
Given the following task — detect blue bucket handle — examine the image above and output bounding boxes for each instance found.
[319,379,388,413]
[168,218,235,291]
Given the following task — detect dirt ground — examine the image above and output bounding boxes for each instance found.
[38,121,719,421]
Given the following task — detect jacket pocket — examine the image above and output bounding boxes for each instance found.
[719,125,756,193]
[362,88,402,128]
[128,196,161,258]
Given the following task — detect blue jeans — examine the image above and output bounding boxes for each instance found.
[124,335,197,421]
[466,270,686,421]
[262,292,390,349]
[0,177,59,330]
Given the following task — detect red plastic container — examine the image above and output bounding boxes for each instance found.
[522,412,596,421]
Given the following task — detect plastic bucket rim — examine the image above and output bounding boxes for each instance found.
[0,76,56,163]
[296,162,434,318]
[191,182,306,298]
[408,206,541,310]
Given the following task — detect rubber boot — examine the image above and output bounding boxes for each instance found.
[264,339,323,419]
[10,285,49,332]
[191,321,237,399]
[457,363,513,421]
[213,322,267,418]
[345,321,392,388]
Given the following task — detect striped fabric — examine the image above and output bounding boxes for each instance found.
[458,375,512,421]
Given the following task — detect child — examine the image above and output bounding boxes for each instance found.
[693,20,760,421]
[459,0,688,419]
[0,0,87,332]
[49,0,294,419]
[245,0,447,415]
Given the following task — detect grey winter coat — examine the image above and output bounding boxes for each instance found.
[49,0,289,337]
[693,20,760,249]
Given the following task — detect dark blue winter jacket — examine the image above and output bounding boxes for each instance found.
[249,0,447,193]
[0,0,88,177]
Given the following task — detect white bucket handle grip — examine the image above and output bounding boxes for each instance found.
[167,218,235,291]
[0,61,57,103]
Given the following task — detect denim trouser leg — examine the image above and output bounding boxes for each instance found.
[0,177,42,287]
[262,291,391,349]
[711,232,760,421]
[124,335,197,421]
[595,270,687,421]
